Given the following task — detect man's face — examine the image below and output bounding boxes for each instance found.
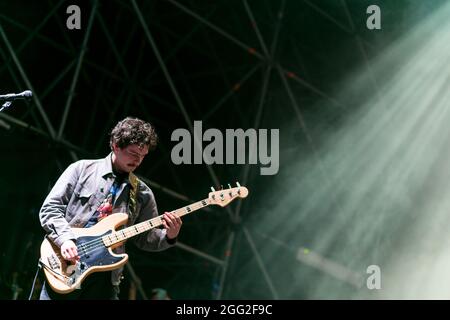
[112,143,149,173]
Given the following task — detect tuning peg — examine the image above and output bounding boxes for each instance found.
[228,183,232,189]
[211,186,216,192]
[236,182,241,187]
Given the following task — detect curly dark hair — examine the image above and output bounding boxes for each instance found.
[109,117,158,151]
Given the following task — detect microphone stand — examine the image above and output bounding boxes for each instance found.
[11,272,23,300]
[0,90,33,112]
[0,100,12,112]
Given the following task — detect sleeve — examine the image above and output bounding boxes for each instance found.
[39,161,81,247]
[131,183,176,252]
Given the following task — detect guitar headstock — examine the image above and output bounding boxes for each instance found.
[208,182,249,207]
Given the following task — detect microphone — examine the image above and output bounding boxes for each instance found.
[0,90,33,101]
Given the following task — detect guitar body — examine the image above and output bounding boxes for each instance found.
[40,213,129,294]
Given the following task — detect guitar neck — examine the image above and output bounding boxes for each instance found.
[102,198,211,247]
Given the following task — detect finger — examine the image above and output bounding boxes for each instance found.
[170,213,180,226]
[69,248,78,259]
[71,247,78,256]
[65,252,75,260]
[63,251,76,261]
[164,212,174,222]
[171,218,181,230]
[164,214,175,228]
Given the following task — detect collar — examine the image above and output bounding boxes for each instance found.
[100,152,132,185]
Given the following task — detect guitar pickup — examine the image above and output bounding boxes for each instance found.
[48,254,61,270]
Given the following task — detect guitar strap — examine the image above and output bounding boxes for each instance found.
[110,173,140,287]
[128,172,140,221]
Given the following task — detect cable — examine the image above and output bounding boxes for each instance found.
[28,260,43,300]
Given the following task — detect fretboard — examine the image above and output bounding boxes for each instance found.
[102,198,211,247]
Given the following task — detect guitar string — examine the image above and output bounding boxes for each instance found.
[76,219,164,257]
[55,194,239,281]
[76,209,185,255]
[78,212,175,252]
[73,202,208,257]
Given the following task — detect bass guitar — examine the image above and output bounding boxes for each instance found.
[40,183,248,294]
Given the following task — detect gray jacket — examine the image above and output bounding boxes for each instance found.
[39,153,174,284]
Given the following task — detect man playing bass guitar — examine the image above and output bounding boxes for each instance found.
[38,117,182,300]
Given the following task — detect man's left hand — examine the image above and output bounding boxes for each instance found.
[162,212,182,240]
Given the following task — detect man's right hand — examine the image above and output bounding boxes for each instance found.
[61,240,79,262]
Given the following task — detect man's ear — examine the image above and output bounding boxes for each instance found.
[112,143,119,152]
